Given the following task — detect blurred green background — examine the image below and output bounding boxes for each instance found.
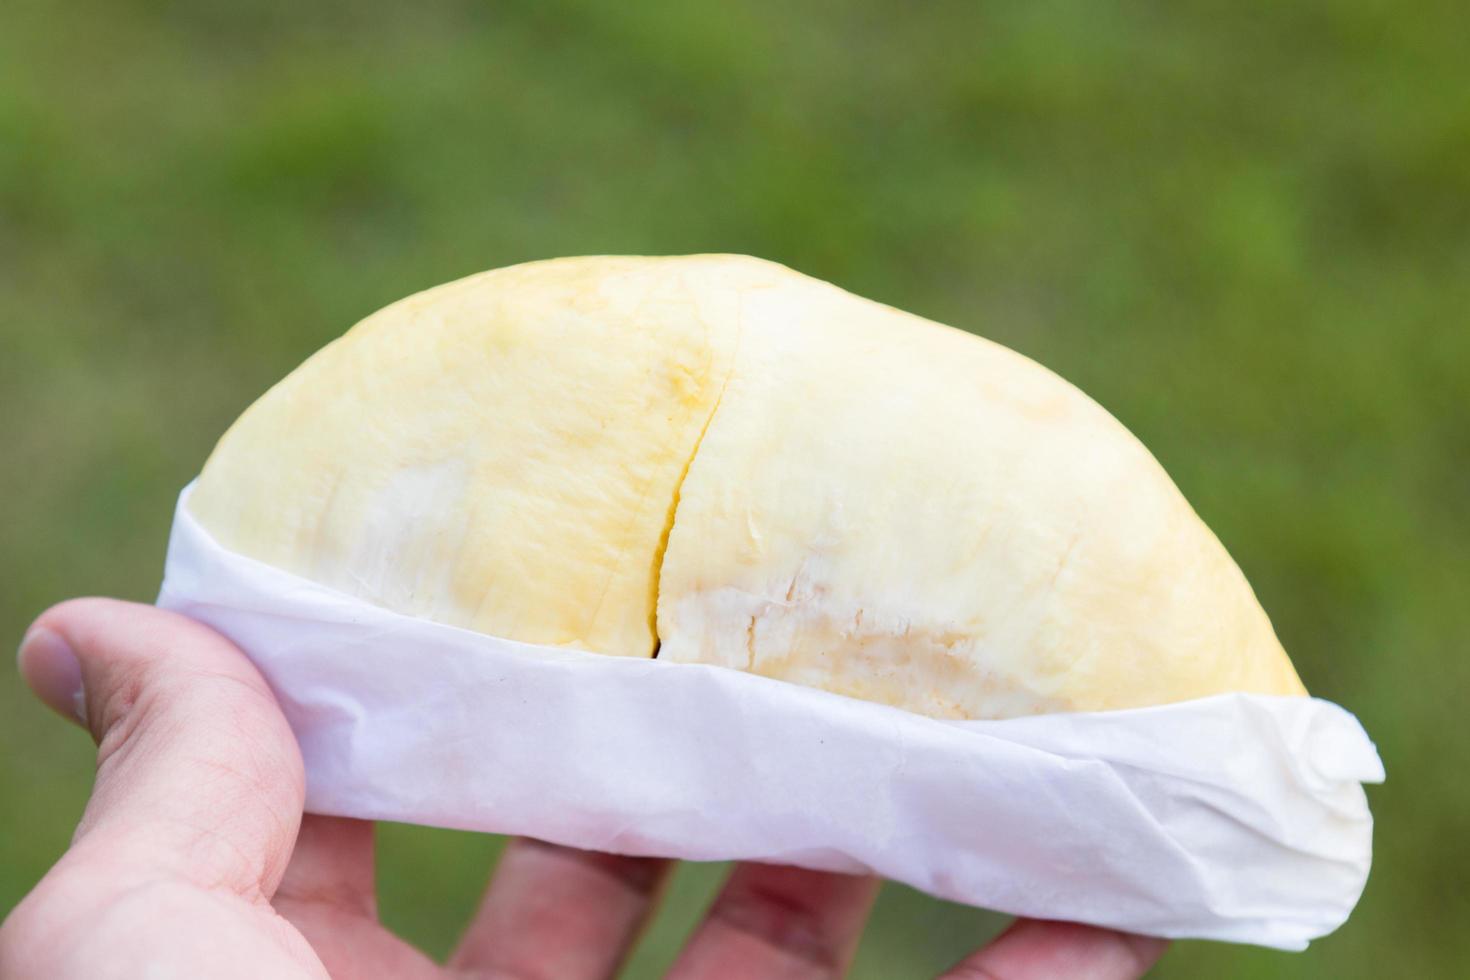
[2,0,1465,976]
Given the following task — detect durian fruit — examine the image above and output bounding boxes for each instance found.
[190,255,1304,720]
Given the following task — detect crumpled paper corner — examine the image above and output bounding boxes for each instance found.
[156,483,1383,950]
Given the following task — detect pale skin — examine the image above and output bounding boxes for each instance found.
[2,599,1168,979]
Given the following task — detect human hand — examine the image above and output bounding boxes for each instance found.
[2,598,1168,978]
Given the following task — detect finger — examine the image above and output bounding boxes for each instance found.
[17,597,305,900]
[274,816,443,980]
[274,816,377,918]
[666,864,880,980]
[450,837,672,979]
[940,919,1169,980]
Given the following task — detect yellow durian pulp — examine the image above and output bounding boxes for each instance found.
[191,255,1305,719]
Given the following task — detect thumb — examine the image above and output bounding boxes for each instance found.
[18,598,306,900]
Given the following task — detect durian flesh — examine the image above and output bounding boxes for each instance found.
[190,255,1305,720]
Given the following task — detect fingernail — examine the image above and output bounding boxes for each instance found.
[17,627,86,726]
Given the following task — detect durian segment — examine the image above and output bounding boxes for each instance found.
[655,263,1305,717]
[189,256,744,656]
[191,253,1304,718]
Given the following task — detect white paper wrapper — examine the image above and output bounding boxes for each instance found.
[156,485,1382,950]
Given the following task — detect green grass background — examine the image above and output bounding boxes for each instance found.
[2,1,1466,975]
